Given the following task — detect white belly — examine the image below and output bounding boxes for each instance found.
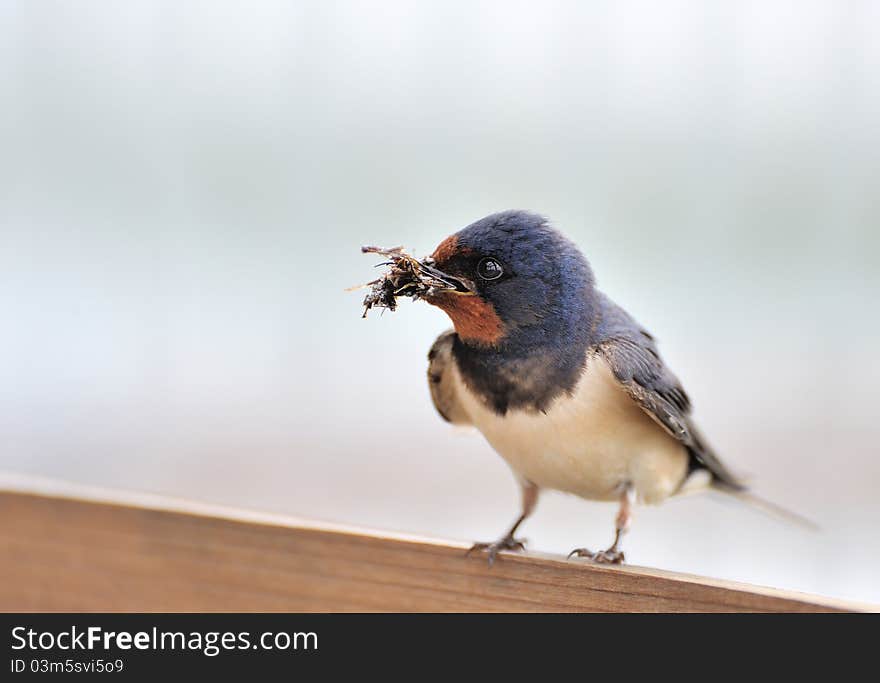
[452,353,689,504]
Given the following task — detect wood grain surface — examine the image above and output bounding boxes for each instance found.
[0,476,871,612]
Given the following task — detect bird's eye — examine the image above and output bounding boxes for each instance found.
[477,257,503,281]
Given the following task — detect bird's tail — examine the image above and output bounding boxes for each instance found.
[710,483,819,531]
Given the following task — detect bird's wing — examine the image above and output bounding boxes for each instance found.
[593,297,745,490]
[427,329,473,425]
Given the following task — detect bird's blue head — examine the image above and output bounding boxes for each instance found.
[424,210,596,350]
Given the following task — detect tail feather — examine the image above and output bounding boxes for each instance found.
[710,483,819,531]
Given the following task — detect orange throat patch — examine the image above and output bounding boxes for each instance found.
[429,292,505,346]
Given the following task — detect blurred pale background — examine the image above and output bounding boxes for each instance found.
[2,1,878,604]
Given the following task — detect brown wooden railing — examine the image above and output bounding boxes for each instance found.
[0,475,870,612]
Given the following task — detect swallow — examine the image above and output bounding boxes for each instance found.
[415,210,803,566]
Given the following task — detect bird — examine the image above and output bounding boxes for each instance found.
[416,209,805,565]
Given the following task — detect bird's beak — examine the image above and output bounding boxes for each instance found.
[418,258,475,296]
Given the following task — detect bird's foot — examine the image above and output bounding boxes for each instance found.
[466,535,526,567]
[567,547,625,564]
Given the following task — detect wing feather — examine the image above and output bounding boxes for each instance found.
[427,330,472,425]
[594,298,744,490]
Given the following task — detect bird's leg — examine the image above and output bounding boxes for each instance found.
[467,480,538,567]
[568,486,634,565]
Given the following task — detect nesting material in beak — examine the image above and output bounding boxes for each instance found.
[356,245,472,317]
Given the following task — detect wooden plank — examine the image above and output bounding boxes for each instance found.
[0,475,871,612]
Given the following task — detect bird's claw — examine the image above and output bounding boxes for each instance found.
[567,547,625,564]
[466,535,527,567]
